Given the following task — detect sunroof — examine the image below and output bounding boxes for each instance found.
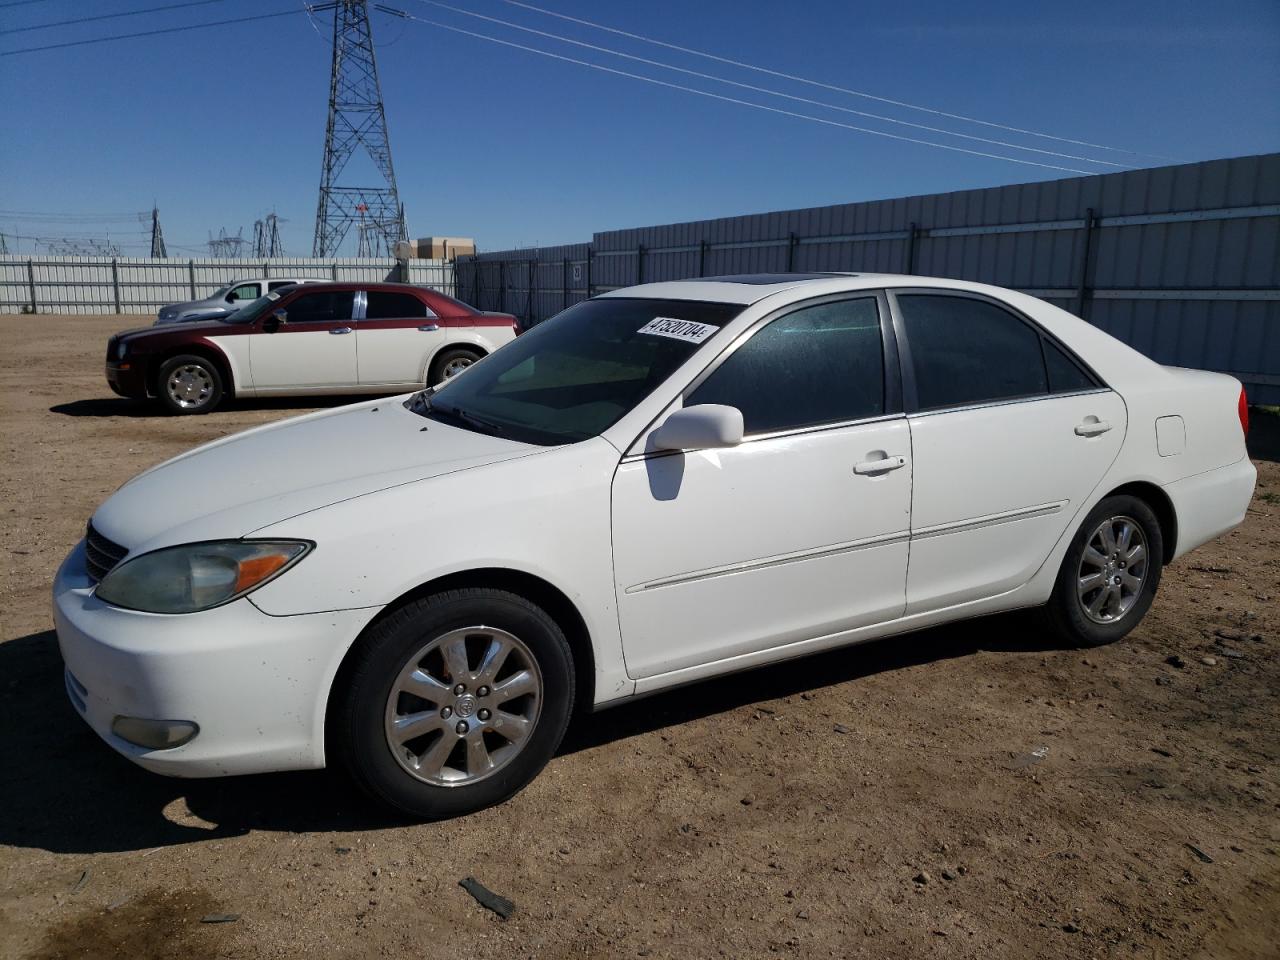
[692,273,852,285]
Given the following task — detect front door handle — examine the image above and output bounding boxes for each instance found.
[418,323,440,332]
[330,326,354,335]
[854,455,907,475]
[1074,419,1112,437]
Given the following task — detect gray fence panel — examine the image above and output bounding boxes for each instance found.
[453,153,1280,402]
[1,257,456,315]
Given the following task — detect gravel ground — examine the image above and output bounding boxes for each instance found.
[1,314,1277,960]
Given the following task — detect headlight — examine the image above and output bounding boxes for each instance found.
[116,341,128,360]
[95,540,311,614]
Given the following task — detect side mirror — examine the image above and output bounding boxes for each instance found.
[263,308,287,332]
[651,404,744,451]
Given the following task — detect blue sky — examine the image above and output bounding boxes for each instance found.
[2,0,1278,256]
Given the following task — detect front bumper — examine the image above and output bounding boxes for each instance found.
[105,360,149,399]
[53,540,379,777]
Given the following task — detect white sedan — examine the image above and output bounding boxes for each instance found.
[55,273,1256,817]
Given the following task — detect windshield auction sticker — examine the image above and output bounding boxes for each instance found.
[637,317,718,343]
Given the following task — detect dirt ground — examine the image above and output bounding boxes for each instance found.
[1,314,1277,960]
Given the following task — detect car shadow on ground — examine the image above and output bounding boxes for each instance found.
[49,396,376,419]
[1247,406,1280,463]
[1,613,1060,854]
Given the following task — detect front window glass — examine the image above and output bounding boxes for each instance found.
[688,298,884,434]
[220,290,282,324]
[283,290,355,323]
[411,298,742,445]
[228,283,260,302]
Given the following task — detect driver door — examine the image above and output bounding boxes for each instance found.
[248,289,359,390]
[611,295,912,681]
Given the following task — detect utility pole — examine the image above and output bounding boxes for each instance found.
[312,0,406,257]
[150,206,168,258]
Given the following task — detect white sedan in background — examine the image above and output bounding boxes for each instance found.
[55,273,1256,818]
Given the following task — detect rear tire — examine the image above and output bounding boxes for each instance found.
[156,354,223,415]
[428,347,482,386]
[334,588,575,819]
[1043,494,1164,648]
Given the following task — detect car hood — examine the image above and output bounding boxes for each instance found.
[114,317,242,344]
[91,397,542,551]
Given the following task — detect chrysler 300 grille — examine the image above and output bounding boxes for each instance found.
[85,522,128,583]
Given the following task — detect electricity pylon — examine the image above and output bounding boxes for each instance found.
[253,213,284,258]
[149,206,168,258]
[312,0,406,257]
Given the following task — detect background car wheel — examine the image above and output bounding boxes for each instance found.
[334,588,575,819]
[1043,494,1164,648]
[157,354,223,415]
[429,348,482,386]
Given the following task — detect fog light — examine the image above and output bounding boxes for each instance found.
[111,716,199,749]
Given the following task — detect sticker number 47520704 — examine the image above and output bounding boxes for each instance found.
[636,317,718,343]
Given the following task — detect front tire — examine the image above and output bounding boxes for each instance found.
[1043,494,1164,648]
[334,588,575,819]
[156,354,223,415]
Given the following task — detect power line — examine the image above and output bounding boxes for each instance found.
[0,0,62,8]
[501,0,1177,163]
[416,0,1125,168]
[0,8,305,56]
[0,0,232,36]
[384,8,1094,174]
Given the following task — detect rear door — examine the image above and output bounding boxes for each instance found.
[356,290,441,387]
[248,289,358,389]
[890,289,1126,614]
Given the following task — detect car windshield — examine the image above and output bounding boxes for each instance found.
[408,297,743,445]
[209,284,232,299]
[220,289,283,324]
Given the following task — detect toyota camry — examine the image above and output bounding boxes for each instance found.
[54,273,1256,818]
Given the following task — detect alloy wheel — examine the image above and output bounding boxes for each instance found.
[383,626,542,787]
[166,363,213,409]
[1077,515,1148,624]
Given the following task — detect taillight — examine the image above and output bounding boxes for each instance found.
[512,315,524,336]
[1238,386,1249,437]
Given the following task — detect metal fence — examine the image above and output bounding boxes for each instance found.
[0,256,457,316]
[457,153,1280,404]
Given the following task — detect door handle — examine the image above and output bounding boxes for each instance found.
[418,323,440,332]
[854,455,907,475]
[1074,419,1112,437]
[329,326,354,335]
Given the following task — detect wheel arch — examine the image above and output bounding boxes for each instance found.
[147,340,236,399]
[323,566,596,757]
[1102,480,1177,564]
[425,340,487,382]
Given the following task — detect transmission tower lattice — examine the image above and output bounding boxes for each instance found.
[207,227,245,258]
[313,0,406,257]
[253,213,285,258]
[150,207,168,258]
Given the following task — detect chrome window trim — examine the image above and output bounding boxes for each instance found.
[885,286,1108,415]
[905,386,1113,420]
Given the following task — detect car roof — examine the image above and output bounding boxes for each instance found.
[596,273,1053,306]
[277,281,431,293]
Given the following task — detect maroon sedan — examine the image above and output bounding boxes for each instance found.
[106,283,520,414]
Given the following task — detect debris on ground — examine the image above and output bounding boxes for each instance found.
[69,871,89,895]
[459,877,515,919]
[1166,654,1187,668]
[1012,746,1050,769]
[1187,844,1215,864]
[200,914,240,924]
